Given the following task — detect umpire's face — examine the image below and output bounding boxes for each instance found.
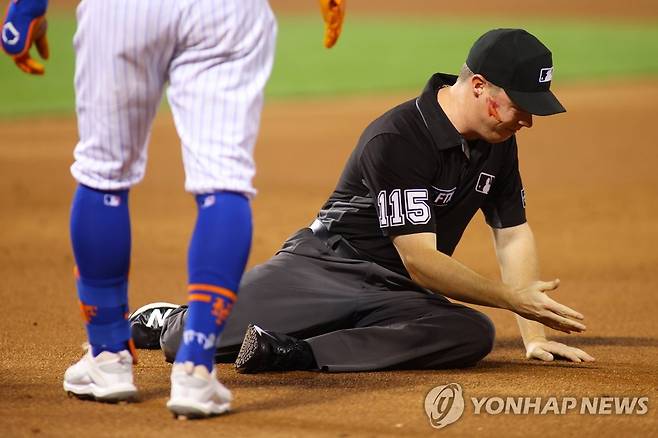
[474,76,533,143]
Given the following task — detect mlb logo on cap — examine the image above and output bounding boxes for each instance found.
[539,67,553,83]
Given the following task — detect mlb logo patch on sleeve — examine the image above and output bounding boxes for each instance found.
[475,173,495,195]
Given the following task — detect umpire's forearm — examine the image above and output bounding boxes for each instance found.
[401,245,514,309]
[492,222,548,345]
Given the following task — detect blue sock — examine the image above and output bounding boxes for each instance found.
[70,185,132,356]
[175,192,252,372]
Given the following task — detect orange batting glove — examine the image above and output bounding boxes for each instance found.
[319,0,345,49]
[2,0,50,75]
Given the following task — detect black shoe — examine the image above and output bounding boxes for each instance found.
[129,302,180,349]
[235,325,317,373]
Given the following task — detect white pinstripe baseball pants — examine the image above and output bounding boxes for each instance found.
[71,0,277,196]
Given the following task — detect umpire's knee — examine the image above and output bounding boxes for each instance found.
[416,308,495,370]
[469,310,496,364]
[461,310,495,364]
[432,307,496,368]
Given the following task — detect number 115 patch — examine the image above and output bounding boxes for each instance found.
[377,189,431,227]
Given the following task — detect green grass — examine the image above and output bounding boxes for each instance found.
[273,17,658,96]
[1,14,657,118]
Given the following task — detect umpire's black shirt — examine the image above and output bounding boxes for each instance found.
[317,73,527,277]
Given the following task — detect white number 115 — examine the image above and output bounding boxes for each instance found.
[377,189,431,227]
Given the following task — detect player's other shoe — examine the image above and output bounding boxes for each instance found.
[129,302,180,349]
[234,324,317,374]
[63,346,137,403]
[167,362,232,420]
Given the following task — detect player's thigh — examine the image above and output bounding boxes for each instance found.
[166,0,277,195]
[71,0,178,189]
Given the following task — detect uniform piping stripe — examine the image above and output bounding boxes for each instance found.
[188,284,237,302]
[188,293,212,303]
[415,98,429,128]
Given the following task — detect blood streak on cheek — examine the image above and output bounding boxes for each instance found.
[487,98,502,122]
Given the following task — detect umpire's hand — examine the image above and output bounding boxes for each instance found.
[2,0,49,75]
[526,340,595,363]
[508,278,587,334]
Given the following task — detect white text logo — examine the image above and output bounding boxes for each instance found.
[431,186,456,206]
[146,308,174,328]
[182,330,220,350]
[423,384,650,429]
[471,396,648,415]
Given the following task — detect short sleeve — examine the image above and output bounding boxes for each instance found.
[359,133,437,236]
[481,138,527,228]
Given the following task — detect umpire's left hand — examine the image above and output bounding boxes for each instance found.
[526,340,595,363]
[2,0,49,75]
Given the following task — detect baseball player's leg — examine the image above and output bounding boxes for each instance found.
[160,244,365,363]
[65,0,178,401]
[166,0,277,196]
[307,291,495,372]
[231,230,493,372]
[231,260,495,372]
[164,0,276,417]
[170,192,250,372]
[71,0,176,191]
[163,229,494,373]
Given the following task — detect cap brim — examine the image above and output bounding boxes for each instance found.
[505,89,566,116]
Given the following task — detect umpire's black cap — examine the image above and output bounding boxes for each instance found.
[466,28,566,116]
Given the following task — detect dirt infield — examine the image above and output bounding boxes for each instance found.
[1,79,657,436]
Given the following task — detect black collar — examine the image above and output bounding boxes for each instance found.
[416,73,464,151]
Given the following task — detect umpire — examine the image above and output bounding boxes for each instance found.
[155,28,594,372]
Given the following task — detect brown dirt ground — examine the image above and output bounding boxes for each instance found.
[1,79,658,437]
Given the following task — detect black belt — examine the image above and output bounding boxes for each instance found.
[309,219,362,260]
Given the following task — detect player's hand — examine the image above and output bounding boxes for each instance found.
[319,0,345,48]
[2,0,49,75]
[507,279,587,334]
[526,339,595,363]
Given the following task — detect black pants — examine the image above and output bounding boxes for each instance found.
[160,228,495,371]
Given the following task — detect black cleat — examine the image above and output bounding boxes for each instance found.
[234,325,317,373]
[129,302,180,349]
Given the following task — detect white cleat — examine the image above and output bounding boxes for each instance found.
[63,346,138,403]
[167,361,232,420]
